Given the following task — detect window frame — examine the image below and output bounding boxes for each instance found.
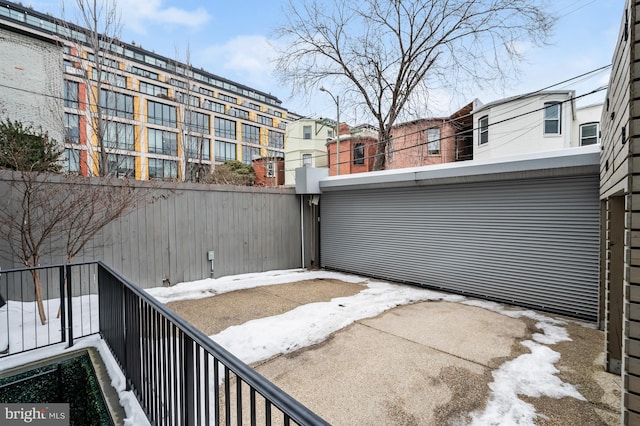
[478,116,489,145]
[215,117,237,140]
[427,127,441,156]
[148,158,178,180]
[579,122,599,146]
[543,102,562,135]
[303,125,312,140]
[353,143,365,165]
[148,128,178,155]
[215,140,237,162]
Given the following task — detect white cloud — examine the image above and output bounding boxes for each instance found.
[200,35,278,91]
[118,0,210,34]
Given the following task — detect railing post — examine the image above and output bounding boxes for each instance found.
[59,266,66,344]
[65,265,73,348]
[183,335,195,426]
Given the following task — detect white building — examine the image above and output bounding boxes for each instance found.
[472,90,603,160]
[284,118,333,186]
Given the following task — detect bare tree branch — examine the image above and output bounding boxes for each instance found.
[275,0,554,170]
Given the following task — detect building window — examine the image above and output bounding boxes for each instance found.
[242,145,260,165]
[148,129,178,155]
[203,100,225,114]
[479,116,488,145]
[104,122,135,150]
[100,89,134,119]
[105,154,135,177]
[215,117,236,139]
[242,124,260,144]
[215,140,236,162]
[185,135,211,160]
[580,122,599,146]
[228,108,250,120]
[258,115,273,126]
[219,93,237,104]
[148,158,178,180]
[269,131,284,149]
[353,143,365,165]
[64,149,80,173]
[64,80,79,108]
[86,53,120,69]
[198,87,214,97]
[176,92,200,108]
[64,113,80,144]
[327,129,334,139]
[185,111,210,134]
[303,125,312,140]
[302,153,312,167]
[91,69,127,88]
[544,102,561,135]
[427,128,440,155]
[169,78,188,89]
[140,82,168,97]
[148,101,177,127]
[130,66,159,81]
[266,162,275,177]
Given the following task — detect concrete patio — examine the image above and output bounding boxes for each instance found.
[166,277,621,425]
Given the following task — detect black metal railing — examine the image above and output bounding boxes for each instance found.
[0,263,100,355]
[97,262,328,426]
[1,261,327,425]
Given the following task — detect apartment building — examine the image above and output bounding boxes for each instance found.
[0,0,289,180]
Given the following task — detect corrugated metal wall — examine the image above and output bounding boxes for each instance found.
[320,175,600,320]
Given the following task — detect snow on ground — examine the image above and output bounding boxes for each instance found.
[0,295,99,354]
[3,269,589,425]
[460,300,584,425]
[144,268,366,304]
[210,279,464,365]
[147,269,586,425]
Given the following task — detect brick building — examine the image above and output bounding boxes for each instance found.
[253,156,285,187]
[388,101,475,169]
[326,124,378,175]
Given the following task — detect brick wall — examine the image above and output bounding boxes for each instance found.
[0,27,63,142]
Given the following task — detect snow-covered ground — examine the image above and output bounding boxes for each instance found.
[0,295,99,354]
[1,268,587,425]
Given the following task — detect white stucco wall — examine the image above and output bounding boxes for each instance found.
[0,27,63,143]
[284,119,331,186]
[472,92,577,160]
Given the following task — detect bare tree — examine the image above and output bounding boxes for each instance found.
[171,46,210,183]
[275,0,554,170]
[0,120,144,324]
[62,0,127,177]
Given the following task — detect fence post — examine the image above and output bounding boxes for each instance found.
[59,266,66,344]
[66,265,73,348]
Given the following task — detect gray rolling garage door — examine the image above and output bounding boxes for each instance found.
[320,175,600,320]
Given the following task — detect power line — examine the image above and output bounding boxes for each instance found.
[279,86,607,173]
[0,67,610,174]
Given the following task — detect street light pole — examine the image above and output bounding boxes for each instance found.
[320,87,340,175]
